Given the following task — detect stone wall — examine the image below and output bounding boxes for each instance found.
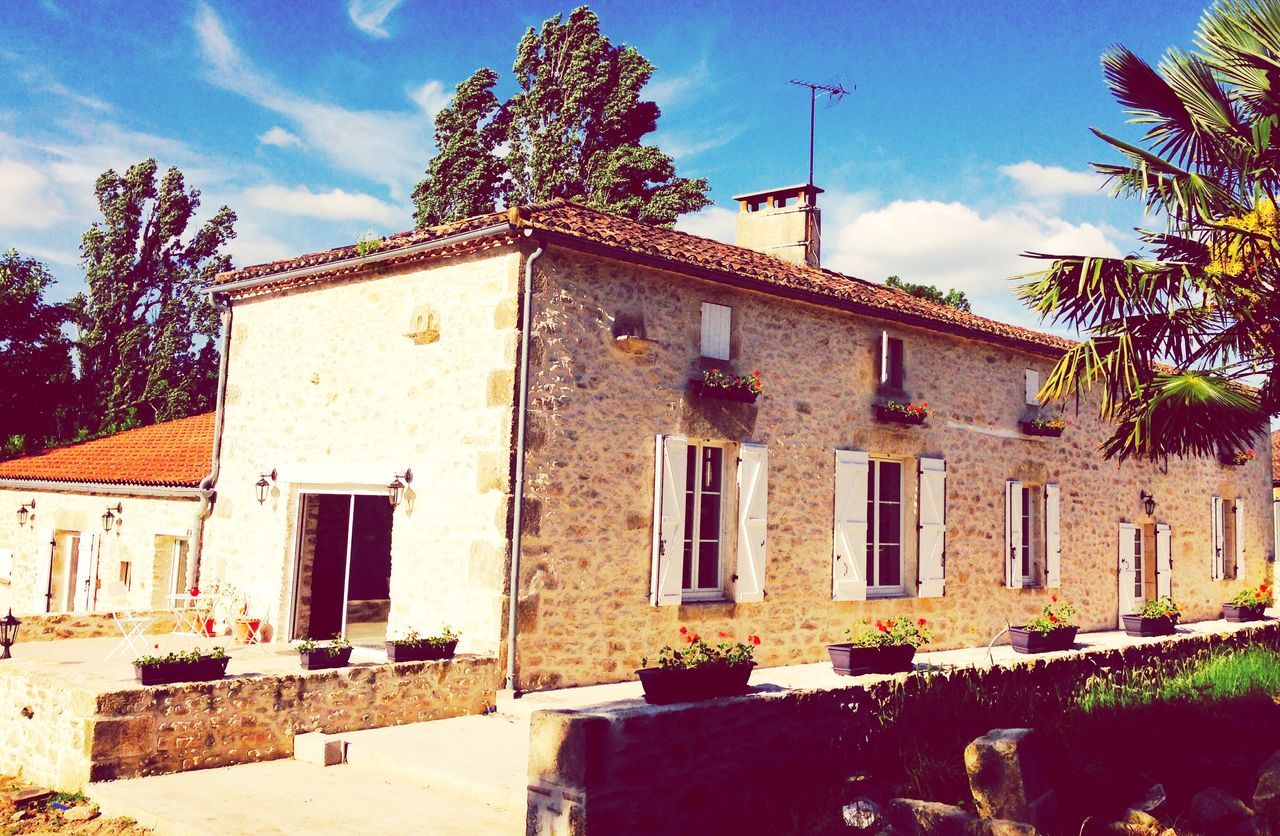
[0,487,202,616]
[14,611,176,642]
[525,622,1280,835]
[515,249,1276,690]
[202,248,522,657]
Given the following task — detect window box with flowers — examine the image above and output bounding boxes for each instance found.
[689,368,763,404]
[1122,596,1181,637]
[1019,413,1070,438]
[873,400,931,426]
[636,628,759,705]
[385,626,459,663]
[1220,449,1257,467]
[1223,584,1271,622]
[298,635,353,670]
[1008,596,1077,654]
[133,646,230,686]
[826,617,931,676]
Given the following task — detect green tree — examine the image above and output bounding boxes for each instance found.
[412,6,710,228]
[0,250,75,458]
[885,275,972,312]
[1018,0,1278,461]
[75,159,236,435]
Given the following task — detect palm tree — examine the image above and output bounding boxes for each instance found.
[1019,0,1279,461]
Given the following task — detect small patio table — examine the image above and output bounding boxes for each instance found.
[167,593,225,636]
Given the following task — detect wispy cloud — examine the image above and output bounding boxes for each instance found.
[0,158,66,228]
[654,125,742,161]
[1,50,113,113]
[346,0,405,39]
[647,59,709,110]
[1000,161,1100,199]
[240,184,404,226]
[259,126,302,148]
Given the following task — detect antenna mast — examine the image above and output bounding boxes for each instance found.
[788,79,851,186]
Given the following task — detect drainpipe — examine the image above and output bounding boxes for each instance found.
[505,235,545,695]
[191,298,233,589]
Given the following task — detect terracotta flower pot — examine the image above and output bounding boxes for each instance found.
[1223,603,1266,622]
[134,654,230,686]
[1008,625,1078,654]
[826,643,917,676]
[196,618,217,637]
[1121,614,1176,637]
[232,618,261,644]
[635,663,755,705]
[385,639,458,663]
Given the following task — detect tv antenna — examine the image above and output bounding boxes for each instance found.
[789,79,852,186]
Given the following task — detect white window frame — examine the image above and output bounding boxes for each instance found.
[1017,486,1045,586]
[867,457,906,597]
[700,303,731,361]
[1132,525,1146,602]
[681,440,733,601]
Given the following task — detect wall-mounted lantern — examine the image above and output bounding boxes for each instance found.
[255,469,278,505]
[0,609,19,659]
[102,502,123,533]
[388,469,413,509]
[16,500,34,528]
[1140,491,1157,517]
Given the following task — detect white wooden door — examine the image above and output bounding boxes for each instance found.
[1118,523,1139,627]
[1155,523,1172,599]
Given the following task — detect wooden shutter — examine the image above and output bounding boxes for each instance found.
[1211,496,1225,580]
[1044,483,1061,588]
[1118,523,1138,622]
[734,443,768,603]
[650,435,687,606]
[1025,370,1040,405]
[1235,499,1246,580]
[32,528,54,613]
[1005,480,1024,588]
[918,458,946,598]
[700,303,731,361]
[832,450,870,601]
[1156,523,1172,599]
[879,331,890,385]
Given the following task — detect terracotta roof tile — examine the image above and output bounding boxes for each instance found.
[0,413,215,489]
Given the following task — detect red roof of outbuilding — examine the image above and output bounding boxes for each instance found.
[0,413,215,489]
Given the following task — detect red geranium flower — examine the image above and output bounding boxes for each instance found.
[749,635,761,645]
[1048,614,1058,623]
[679,626,688,635]
[917,618,927,626]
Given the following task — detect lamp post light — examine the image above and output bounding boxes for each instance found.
[102,502,123,533]
[1140,491,1157,517]
[255,469,278,505]
[0,609,20,659]
[16,500,34,527]
[388,469,413,509]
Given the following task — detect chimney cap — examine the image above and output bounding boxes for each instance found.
[732,183,824,202]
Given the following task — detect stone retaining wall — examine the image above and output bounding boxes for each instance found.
[16,611,176,642]
[525,624,1280,835]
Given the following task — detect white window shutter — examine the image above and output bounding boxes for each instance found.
[75,533,97,611]
[879,331,890,385]
[1211,496,1224,580]
[700,303,731,361]
[0,550,12,584]
[650,435,687,606]
[1025,370,1040,405]
[1156,523,1172,599]
[832,450,870,601]
[734,443,768,603]
[1118,523,1138,619]
[917,458,946,598]
[1044,483,1061,588]
[1235,499,1246,580]
[32,529,54,613]
[1005,480,1024,589]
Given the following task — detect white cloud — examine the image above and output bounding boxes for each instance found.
[0,158,65,228]
[647,60,709,109]
[240,184,404,226]
[654,125,741,161]
[346,0,404,38]
[223,218,295,268]
[408,80,449,117]
[258,126,301,148]
[1000,161,1099,199]
[675,206,735,244]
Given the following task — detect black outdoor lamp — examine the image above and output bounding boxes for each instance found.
[255,469,278,505]
[16,500,34,527]
[0,609,21,659]
[102,502,122,532]
[388,468,413,509]
[1140,491,1157,516]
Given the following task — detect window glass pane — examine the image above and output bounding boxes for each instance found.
[702,447,722,492]
[697,542,719,589]
[682,542,693,589]
[1021,487,1032,576]
[879,461,901,499]
[699,492,720,541]
[878,502,899,545]
[879,544,901,586]
[685,447,698,490]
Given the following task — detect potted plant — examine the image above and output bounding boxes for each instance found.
[133,646,229,686]
[1009,596,1078,653]
[1221,449,1257,467]
[385,626,460,662]
[689,368,764,404]
[1122,596,1181,637]
[298,635,353,670]
[636,628,760,705]
[1019,413,1070,438]
[1224,583,1271,622]
[873,399,931,425]
[827,617,931,676]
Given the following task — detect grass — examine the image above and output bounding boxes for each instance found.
[1076,648,1280,712]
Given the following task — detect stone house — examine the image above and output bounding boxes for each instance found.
[197,186,1274,692]
[0,413,213,615]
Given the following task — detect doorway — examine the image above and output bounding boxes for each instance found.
[49,532,82,612]
[291,492,393,646]
[1118,522,1171,626]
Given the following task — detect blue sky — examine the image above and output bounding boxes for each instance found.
[0,0,1213,330]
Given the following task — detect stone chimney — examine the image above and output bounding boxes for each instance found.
[733,184,823,268]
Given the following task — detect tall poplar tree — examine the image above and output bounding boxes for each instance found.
[412,68,506,227]
[75,159,236,435]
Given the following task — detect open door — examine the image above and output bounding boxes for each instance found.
[1118,523,1140,628]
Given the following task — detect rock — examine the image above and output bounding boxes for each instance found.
[9,811,25,823]
[1123,808,1162,831]
[886,799,981,836]
[983,819,1037,835]
[964,729,1058,832]
[1129,780,1166,815]
[1185,787,1252,830]
[61,805,99,822]
[843,797,887,832]
[1228,816,1272,836]
[1254,750,1280,817]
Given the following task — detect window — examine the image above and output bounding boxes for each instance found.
[119,560,132,590]
[1211,496,1242,580]
[866,459,904,593]
[1007,481,1061,588]
[1020,486,1038,582]
[1132,526,1144,600]
[700,303,731,360]
[682,443,727,599]
[880,332,905,390]
[1025,369,1040,405]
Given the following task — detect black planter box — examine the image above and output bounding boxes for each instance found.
[300,646,354,670]
[688,379,759,404]
[134,654,230,686]
[1018,420,1064,438]
[1009,625,1078,654]
[635,663,755,705]
[1223,603,1266,622]
[1121,614,1177,637]
[385,639,458,663]
[873,404,927,425]
[826,643,917,676]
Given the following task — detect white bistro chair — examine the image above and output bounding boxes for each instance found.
[104,582,156,661]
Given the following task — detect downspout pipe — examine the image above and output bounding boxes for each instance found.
[192,298,233,589]
[505,234,545,695]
